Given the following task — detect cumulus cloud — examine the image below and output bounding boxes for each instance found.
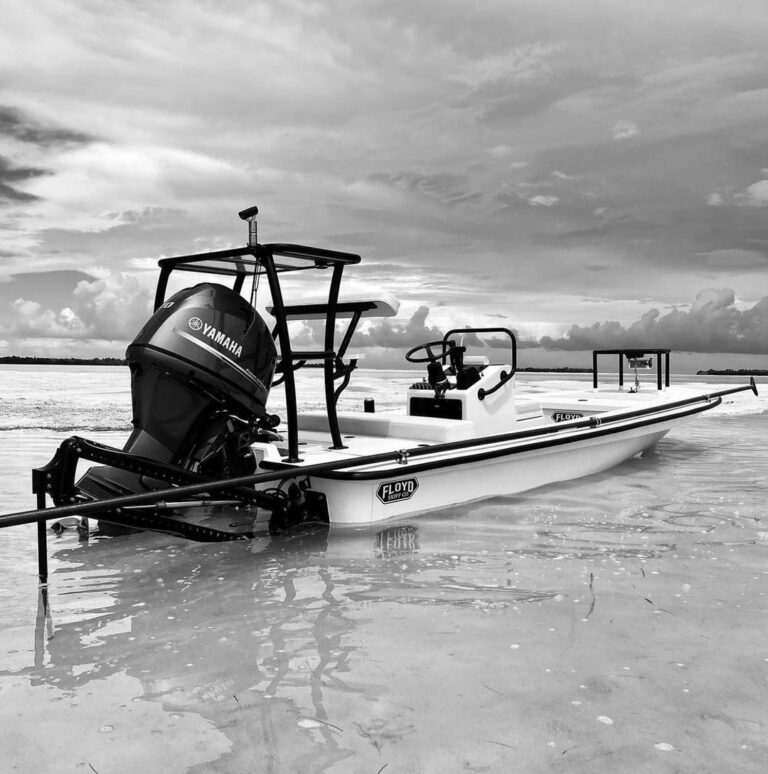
[288,305,523,362]
[540,288,768,353]
[9,299,85,337]
[352,305,445,350]
[612,120,639,140]
[734,179,768,207]
[292,306,446,348]
[71,272,153,338]
[528,194,559,207]
[4,272,152,341]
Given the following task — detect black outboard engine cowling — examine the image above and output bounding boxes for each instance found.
[78,283,277,499]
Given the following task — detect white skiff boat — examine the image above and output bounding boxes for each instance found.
[255,346,747,526]
[0,206,757,580]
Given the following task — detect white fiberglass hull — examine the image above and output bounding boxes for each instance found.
[305,412,683,526]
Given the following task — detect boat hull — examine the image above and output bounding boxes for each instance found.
[307,416,679,526]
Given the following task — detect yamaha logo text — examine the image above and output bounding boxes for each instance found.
[376,478,419,504]
[188,317,243,358]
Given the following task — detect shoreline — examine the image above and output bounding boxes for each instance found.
[0,356,127,366]
[1,357,767,377]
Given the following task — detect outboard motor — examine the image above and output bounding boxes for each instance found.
[78,282,277,499]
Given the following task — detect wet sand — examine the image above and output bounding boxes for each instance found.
[2,411,767,773]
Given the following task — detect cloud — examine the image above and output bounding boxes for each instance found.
[0,106,95,203]
[368,171,481,206]
[288,305,455,351]
[1,0,768,366]
[487,145,516,159]
[455,43,559,89]
[612,120,639,140]
[287,305,525,365]
[540,288,768,353]
[71,272,153,338]
[352,305,445,350]
[528,194,559,207]
[706,192,723,206]
[0,105,94,147]
[9,299,85,337]
[0,155,48,201]
[22,143,248,213]
[734,179,768,207]
[3,271,152,341]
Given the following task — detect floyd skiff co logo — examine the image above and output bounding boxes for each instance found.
[552,411,584,423]
[376,478,419,504]
[188,316,203,331]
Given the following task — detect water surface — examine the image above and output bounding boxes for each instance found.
[1,366,767,773]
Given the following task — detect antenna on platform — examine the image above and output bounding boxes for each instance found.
[238,205,259,246]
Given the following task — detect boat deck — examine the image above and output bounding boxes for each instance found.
[276,429,432,465]
[269,385,705,467]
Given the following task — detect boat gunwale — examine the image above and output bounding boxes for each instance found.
[263,394,722,481]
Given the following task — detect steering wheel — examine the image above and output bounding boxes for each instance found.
[405,339,458,365]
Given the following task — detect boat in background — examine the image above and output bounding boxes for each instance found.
[0,206,757,580]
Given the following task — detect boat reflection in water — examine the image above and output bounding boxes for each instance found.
[21,521,558,770]
[373,525,420,558]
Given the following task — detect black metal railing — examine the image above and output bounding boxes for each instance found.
[592,348,671,391]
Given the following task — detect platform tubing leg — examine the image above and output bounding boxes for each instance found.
[36,490,48,586]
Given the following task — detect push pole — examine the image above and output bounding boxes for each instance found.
[36,489,48,586]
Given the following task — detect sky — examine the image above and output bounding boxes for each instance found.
[1,0,768,371]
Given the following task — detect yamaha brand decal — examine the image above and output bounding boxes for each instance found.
[187,317,243,358]
[376,478,419,504]
[552,411,584,422]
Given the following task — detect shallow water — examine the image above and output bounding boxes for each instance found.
[1,366,767,773]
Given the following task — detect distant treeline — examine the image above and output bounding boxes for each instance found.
[696,368,768,376]
[0,358,595,372]
[1,358,764,375]
[517,367,592,373]
[0,355,592,374]
[0,356,127,366]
